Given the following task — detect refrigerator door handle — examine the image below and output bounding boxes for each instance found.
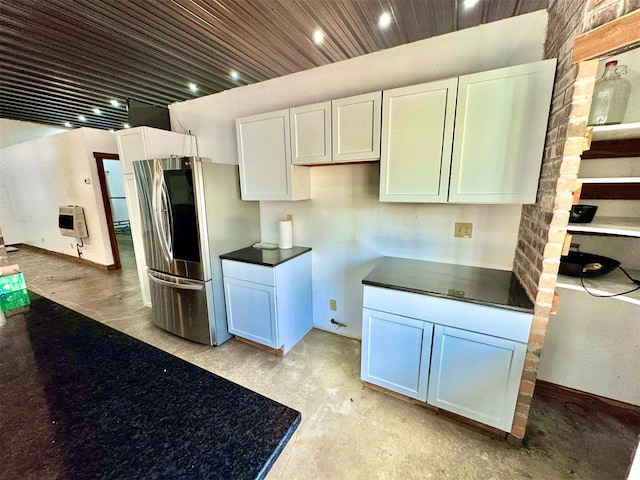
[147,271,204,291]
[152,160,173,262]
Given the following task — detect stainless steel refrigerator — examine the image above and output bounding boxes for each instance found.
[133,157,260,345]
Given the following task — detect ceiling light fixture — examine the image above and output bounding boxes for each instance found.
[78,115,87,122]
[109,129,115,133]
[110,99,120,107]
[313,29,324,45]
[379,12,392,29]
[464,0,480,9]
[64,122,72,128]
[189,83,199,92]
[123,123,130,129]
[93,108,101,115]
[230,70,239,80]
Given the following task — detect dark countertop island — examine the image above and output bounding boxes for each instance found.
[221,245,311,267]
[0,293,300,479]
[362,257,534,314]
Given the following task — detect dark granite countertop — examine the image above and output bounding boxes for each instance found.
[362,257,534,314]
[0,293,300,479]
[220,245,311,267]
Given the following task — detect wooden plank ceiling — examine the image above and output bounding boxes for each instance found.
[0,0,547,131]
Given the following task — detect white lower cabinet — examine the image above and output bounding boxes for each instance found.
[224,278,278,348]
[361,309,433,401]
[361,285,530,432]
[428,326,526,431]
[221,251,312,354]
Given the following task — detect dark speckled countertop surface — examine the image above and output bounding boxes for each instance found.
[362,257,534,313]
[0,293,300,479]
[221,245,311,267]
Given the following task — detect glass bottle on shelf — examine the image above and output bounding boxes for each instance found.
[587,60,631,126]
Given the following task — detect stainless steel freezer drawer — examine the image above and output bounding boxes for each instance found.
[147,269,212,345]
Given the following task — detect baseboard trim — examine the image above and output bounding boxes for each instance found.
[11,244,117,271]
[535,380,640,424]
[233,336,285,356]
[363,381,509,441]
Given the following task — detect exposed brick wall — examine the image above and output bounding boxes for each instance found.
[510,0,636,440]
[584,0,640,29]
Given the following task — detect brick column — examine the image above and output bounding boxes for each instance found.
[509,0,637,441]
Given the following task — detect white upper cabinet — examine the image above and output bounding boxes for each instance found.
[332,92,382,162]
[380,79,458,202]
[236,110,311,201]
[291,102,332,165]
[116,126,196,174]
[449,59,556,203]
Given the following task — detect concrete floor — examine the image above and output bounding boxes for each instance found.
[6,236,640,479]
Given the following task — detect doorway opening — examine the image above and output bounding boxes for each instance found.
[94,152,129,271]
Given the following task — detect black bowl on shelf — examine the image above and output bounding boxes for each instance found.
[559,251,620,278]
[569,204,598,223]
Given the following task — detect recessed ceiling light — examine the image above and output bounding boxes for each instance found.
[464,0,479,9]
[78,115,87,122]
[110,99,120,107]
[313,29,324,45]
[230,70,239,80]
[123,123,130,129]
[189,83,199,92]
[93,108,101,115]
[379,12,392,29]
[64,122,72,128]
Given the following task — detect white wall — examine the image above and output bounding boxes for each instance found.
[0,128,118,265]
[0,119,67,149]
[169,11,548,338]
[538,288,640,406]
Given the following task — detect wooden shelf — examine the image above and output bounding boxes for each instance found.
[578,177,640,183]
[582,123,640,160]
[578,182,640,200]
[568,217,640,237]
[556,269,640,306]
[591,122,640,141]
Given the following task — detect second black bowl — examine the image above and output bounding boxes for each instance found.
[570,204,598,223]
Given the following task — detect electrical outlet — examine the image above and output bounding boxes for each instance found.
[329,299,337,311]
[454,222,473,238]
[286,213,293,222]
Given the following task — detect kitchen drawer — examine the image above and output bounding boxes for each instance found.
[363,285,531,343]
[221,259,275,286]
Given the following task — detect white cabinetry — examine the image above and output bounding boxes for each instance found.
[291,102,332,165]
[221,250,312,354]
[236,92,383,199]
[361,285,531,432]
[115,126,196,306]
[332,92,382,162]
[379,79,457,202]
[361,309,433,401]
[116,127,196,174]
[224,277,278,347]
[236,110,310,201]
[449,60,556,203]
[380,60,556,204]
[428,326,526,430]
